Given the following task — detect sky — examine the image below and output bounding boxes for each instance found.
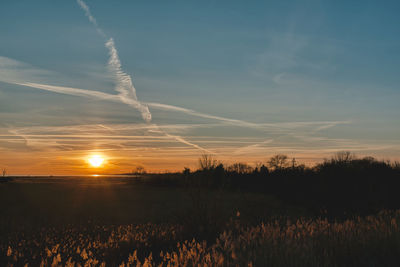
[0,0,399,174]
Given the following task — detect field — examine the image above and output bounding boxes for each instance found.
[0,176,288,228]
[1,175,400,266]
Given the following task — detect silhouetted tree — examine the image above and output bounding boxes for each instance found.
[268,154,289,170]
[198,154,217,171]
[132,166,146,174]
[147,152,400,217]
[332,151,355,163]
[183,167,190,176]
[227,163,253,174]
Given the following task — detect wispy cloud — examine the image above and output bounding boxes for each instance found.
[2,122,399,174]
[146,124,213,153]
[76,0,106,37]
[0,1,352,158]
[233,139,274,155]
[2,123,216,154]
[14,81,350,133]
[11,81,256,129]
[0,56,54,84]
[75,0,215,152]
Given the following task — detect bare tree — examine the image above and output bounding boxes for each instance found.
[227,163,253,174]
[132,166,146,175]
[268,154,289,170]
[198,154,217,171]
[332,151,355,163]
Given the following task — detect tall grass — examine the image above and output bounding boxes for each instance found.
[2,211,400,266]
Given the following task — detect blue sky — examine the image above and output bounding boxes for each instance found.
[0,0,399,174]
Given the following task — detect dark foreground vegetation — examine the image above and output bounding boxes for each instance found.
[1,152,400,266]
[2,211,400,266]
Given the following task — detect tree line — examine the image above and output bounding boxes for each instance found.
[143,152,400,217]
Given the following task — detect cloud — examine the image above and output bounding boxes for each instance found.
[0,56,54,84]
[13,81,349,133]
[1,1,351,156]
[146,124,213,153]
[76,0,106,37]
[12,81,255,127]
[1,123,216,153]
[3,122,399,168]
[233,139,274,155]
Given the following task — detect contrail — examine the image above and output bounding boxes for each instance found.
[145,102,262,128]
[233,139,274,155]
[76,0,151,122]
[76,0,211,152]
[15,82,350,131]
[14,82,264,128]
[76,0,106,37]
[12,0,349,154]
[105,38,152,122]
[147,124,213,153]
[15,82,119,100]
[13,81,210,152]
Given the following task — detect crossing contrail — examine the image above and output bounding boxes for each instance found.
[75,0,212,152]
[77,0,151,122]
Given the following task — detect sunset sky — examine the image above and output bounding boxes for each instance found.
[1,0,399,174]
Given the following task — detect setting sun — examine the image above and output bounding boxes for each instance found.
[88,155,104,167]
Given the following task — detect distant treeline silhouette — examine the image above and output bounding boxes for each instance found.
[140,152,400,217]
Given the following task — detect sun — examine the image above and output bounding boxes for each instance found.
[88,155,104,167]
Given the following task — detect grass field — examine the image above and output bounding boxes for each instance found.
[0,176,289,231]
[1,176,400,266]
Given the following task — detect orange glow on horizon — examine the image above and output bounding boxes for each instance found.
[2,149,399,176]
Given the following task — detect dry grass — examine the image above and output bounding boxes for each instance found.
[2,211,400,266]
